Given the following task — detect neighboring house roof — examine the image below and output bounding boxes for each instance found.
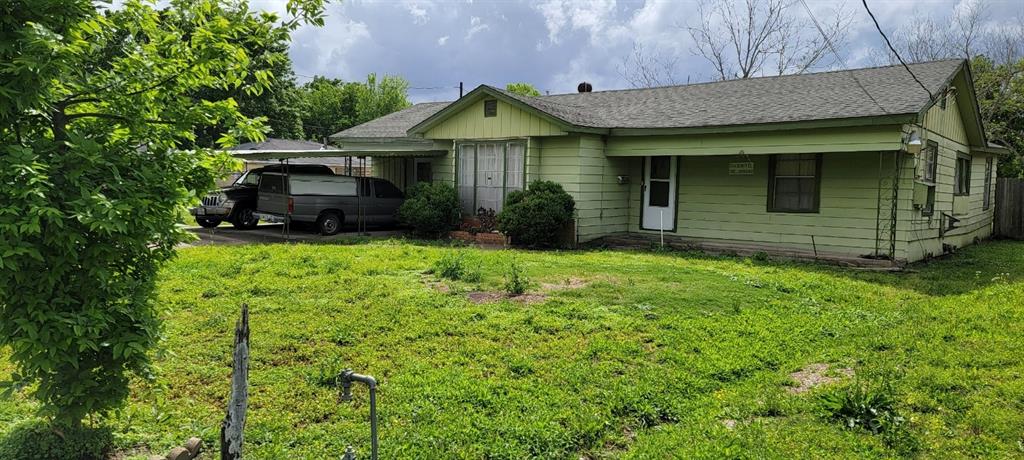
[330,102,450,139]
[335,59,987,146]
[232,138,336,151]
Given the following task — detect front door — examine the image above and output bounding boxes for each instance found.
[642,156,677,231]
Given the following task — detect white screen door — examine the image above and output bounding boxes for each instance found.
[642,156,677,230]
[475,143,504,212]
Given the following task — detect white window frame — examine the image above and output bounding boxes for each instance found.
[456,140,527,214]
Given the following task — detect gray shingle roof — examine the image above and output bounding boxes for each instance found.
[497,59,963,129]
[334,59,964,138]
[231,138,336,151]
[331,102,450,138]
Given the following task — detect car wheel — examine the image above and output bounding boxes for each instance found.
[317,211,342,236]
[231,205,260,230]
[196,217,221,228]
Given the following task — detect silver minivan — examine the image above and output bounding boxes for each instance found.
[255,173,405,235]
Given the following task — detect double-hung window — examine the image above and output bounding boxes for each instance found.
[768,153,822,213]
[954,152,971,196]
[457,141,525,214]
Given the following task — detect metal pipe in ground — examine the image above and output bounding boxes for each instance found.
[339,369,378,460]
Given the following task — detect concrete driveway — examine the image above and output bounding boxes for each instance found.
[183,223,404,246]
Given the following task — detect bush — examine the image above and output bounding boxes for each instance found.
[398,182,461,238]
[0,419,113,460]
[496,180,575,247]
[504,258,529,296]
[432,252,481,282]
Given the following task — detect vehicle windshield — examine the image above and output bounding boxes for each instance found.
[234,171,261,186]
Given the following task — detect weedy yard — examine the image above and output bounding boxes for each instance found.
[2,240,1023,458]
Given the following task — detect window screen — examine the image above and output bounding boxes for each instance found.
[954,154,971,196]
[457,145,477,215]
[922,141,938,183]
[769,153,820,213]
[505,143,525,193]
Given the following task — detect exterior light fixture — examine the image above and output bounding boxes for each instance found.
[906,130,923,155]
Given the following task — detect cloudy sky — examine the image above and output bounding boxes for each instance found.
[251,0,1024,103]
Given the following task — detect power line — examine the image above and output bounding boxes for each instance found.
[797,0,889,114]
[861,0,935,100]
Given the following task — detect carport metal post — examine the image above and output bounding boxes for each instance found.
[279,158,291,241]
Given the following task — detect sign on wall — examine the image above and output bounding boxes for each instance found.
[728,161,754,175]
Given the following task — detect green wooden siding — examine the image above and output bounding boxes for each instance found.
[901,98,995,261]
[626,152,905,257]
[423,98,566,140]
[371,157,407,190]
[606,125,903,156]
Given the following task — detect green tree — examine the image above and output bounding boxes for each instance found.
[506,82,542,96]
[297,76,362,140]
[188,2,306,146]
[355,73,412,123]
[0,0,323,426]
[972,55,1024,178]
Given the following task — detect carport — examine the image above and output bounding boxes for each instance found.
[226,137,448,239]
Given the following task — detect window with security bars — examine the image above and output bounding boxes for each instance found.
[768,153,821,213]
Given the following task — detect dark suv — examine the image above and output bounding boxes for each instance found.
[191,164,334,229]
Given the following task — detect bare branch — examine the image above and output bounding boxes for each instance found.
[618,42,681,88]
[684,0,851,80]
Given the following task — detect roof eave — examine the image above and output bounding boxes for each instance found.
[408,85,583,135]
[607,114,916,136]
[913,59,989,147]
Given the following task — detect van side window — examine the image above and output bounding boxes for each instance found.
[374,179,404,198]
[259,174,285,194]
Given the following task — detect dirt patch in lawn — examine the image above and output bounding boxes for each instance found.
[467,291,547,304]
[787,363,854,394]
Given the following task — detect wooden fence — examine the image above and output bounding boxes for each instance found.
[995,178,1024,239]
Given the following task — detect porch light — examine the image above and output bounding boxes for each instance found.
[906,131,923,155]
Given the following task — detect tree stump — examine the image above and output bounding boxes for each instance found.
[220,303,249,460]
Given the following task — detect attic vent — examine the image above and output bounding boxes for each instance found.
[577,82,593,93]
[484,99,497,117]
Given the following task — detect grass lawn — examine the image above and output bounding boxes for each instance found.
[2,240,1023,458]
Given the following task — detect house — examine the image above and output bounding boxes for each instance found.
[330,59,1008,264]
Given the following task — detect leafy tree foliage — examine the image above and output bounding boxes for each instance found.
[972,55,1024,178]
[505,82,542,97]
[297,74,411,140]
[187,3,307,146]
[355,73,412,126]
[0,0,322,425]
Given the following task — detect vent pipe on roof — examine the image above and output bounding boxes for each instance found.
[577,82,593,93]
